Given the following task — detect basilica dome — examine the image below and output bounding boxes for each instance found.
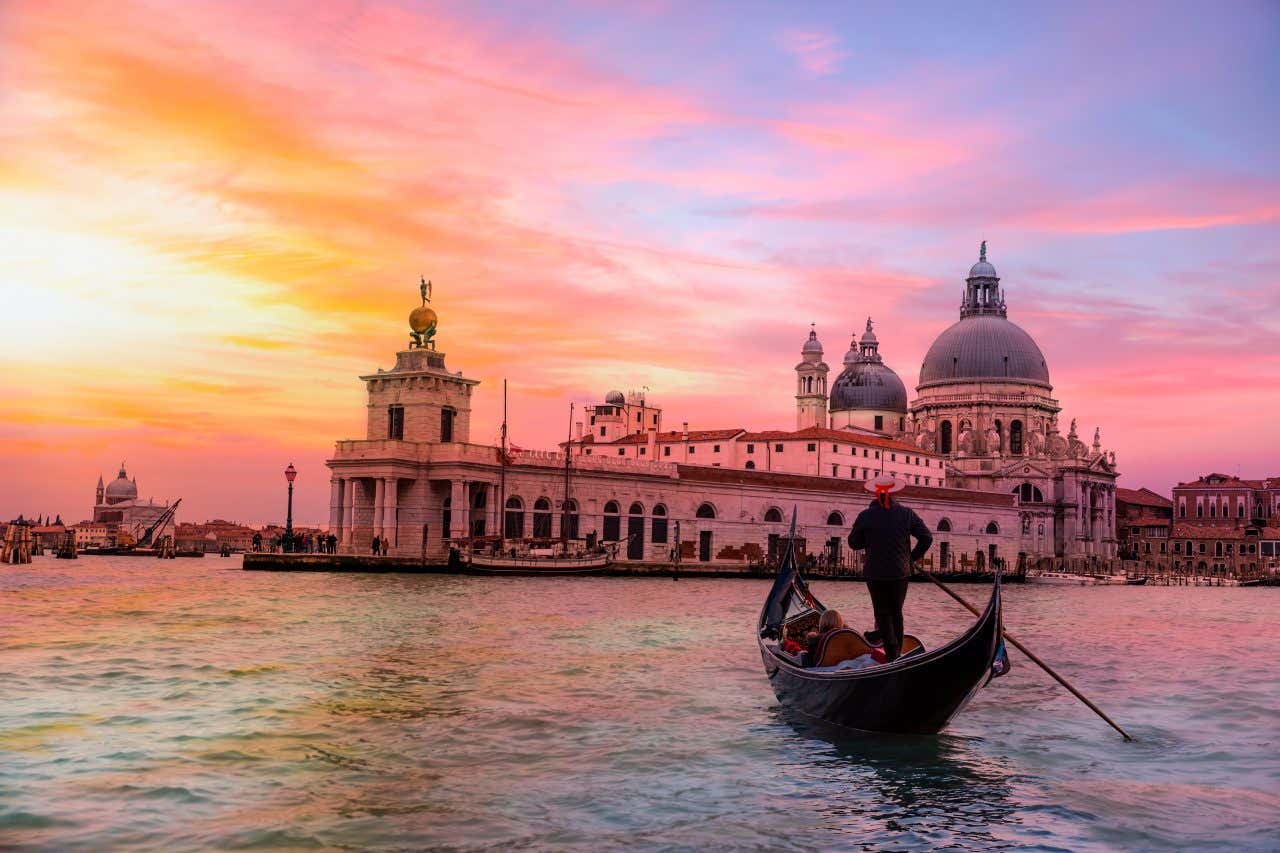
[919,244,1051,389]
[828,318,907,415]
[104,466,137,504]
[919,315,1050,387]
[829,361,908,413]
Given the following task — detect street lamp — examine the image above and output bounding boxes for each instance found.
[284,463,297,553]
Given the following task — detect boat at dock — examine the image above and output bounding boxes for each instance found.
[1027,570,1099,586]
[465,551,610,574]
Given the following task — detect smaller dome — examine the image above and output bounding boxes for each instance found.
[968,259,998,279]
[801,327,823,354]
[604,390,625,405]
[829,362,908,414]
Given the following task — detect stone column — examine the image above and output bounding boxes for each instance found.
[373,478,386,539]
[485,483,498,538]
[450,479,467,540]
[384,477,398,549]
[329,479,343,539]
[342,479,355,548]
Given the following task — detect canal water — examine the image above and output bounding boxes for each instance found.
[2,556,1277,850]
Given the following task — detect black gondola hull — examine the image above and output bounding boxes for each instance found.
[759,580,1002,734]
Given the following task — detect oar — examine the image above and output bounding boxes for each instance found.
[924,571,1134,742]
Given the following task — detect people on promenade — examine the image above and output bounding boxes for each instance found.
[380,535,390,556]
[371,535,381,556]
[327,533,337,554]
[847,474,933,662]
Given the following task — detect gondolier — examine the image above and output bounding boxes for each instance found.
[848,474,932,662]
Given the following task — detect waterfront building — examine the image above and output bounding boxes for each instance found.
[327,281,1026,567]
[92,463,175,534]
[1115,488,1173,560]
[70,520,112,548]
[174,520,258,553]
[1170,473,1280,574]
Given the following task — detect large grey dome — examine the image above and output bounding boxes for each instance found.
[919,315,1050,388]
[829,361,908,413]
[604,390,625,405]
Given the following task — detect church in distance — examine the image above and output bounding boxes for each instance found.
[326,245,1118,567]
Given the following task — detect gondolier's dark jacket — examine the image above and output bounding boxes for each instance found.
[848,499,933,580]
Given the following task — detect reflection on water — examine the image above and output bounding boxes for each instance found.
[2,557,1278,850]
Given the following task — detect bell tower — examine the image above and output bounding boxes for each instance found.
[795,325,829,429]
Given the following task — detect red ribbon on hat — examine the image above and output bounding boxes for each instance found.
[875,484,893,508]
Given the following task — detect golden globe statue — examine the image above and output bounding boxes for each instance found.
[409,276,438,349]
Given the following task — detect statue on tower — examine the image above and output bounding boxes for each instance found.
[979,240,987,262]
[409,276,438,350]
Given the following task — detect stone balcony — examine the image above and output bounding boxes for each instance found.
[331,440,677,477]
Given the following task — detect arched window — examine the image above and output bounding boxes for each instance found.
[1013,483,1044,503]
[940,420,953,454]
[532,497,552,538]
[985,521,999,535]
[937,518,952,533]
[1010,420,1023,455]
[629,502,644,515]
[1215,541,1223,557]
[763,507,783,523]
[603,501,621,541]
[826,511,844,526]
[504,496,524,539]
[651,504,668,544]
[696,503,716,519]
[560,499,579,540]
[745,460,756,469]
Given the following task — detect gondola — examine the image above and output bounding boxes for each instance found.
[757,517,1004,735]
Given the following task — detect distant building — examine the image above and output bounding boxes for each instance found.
[71,521,112,548]
[1115,488,1172,560]
[1170,473,1280,574]
[92,463,175,536]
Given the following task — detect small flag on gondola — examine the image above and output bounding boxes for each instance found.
[988,638,1011,682]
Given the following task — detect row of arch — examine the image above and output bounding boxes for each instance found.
[482,496,1002,542]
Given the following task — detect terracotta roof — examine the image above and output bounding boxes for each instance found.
[675,464,1013,507]
[738,426,935,456]
[1174,473,1277,490]
[1115,487,1172,508]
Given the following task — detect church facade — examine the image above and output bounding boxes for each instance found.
[898,246,1118,557]
[92,463,174,532]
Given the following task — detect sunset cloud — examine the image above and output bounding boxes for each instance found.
[1,1,1277,523]
[779,30,849,77]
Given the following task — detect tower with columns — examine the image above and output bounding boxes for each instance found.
[795,325,829,429]
[328,280,481,555]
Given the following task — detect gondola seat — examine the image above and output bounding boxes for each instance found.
[815,629,875,667]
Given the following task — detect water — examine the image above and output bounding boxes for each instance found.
[2,556,1278,851]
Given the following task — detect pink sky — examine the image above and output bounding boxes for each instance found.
[2,1,1277,525]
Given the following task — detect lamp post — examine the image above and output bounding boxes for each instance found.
[284,463,297,553]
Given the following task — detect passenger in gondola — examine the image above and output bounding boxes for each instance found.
[805,608,846,662]
[848,474,932,662]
